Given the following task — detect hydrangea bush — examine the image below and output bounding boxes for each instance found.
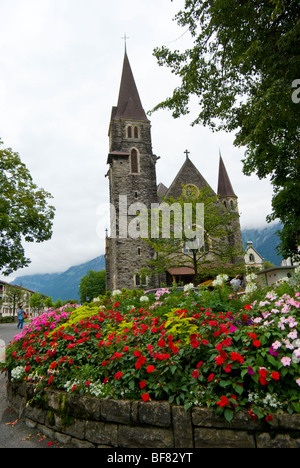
[2,271,299,423]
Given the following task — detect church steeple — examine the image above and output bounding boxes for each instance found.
[106,50,158,292]
[113,51,148,121]
[217,153,236,198]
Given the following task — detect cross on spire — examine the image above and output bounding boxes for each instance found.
[184,149,190,159]
[121,33,130,51]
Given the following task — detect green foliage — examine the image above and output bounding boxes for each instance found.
[152,1,300,260]
[79,270,106,302]
[141,185,244,282]
[0,140,55,275]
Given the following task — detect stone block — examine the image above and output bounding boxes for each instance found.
[139,401,171,427]
[85,421,118,446]
[172,406,193,448]
[118,425,174,448]
[195,428,256,448]
[101,399,131,424]
[256,433,300,449]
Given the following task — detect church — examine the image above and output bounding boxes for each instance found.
[105,51,243,291]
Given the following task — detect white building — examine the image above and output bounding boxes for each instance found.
[244,241,265,270]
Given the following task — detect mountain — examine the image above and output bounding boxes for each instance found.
[11,256,105,302]
[241,222,283,266]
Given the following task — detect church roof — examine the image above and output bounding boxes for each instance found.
[113,52,148,121]
[217,155,236,197]
[165,156,215,199]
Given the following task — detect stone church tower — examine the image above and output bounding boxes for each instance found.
[105,51,159,291]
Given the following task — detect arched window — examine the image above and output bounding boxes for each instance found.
[131,149,139,173]
[230,200,234,210]
[134,126,139,139]
[249,253,255,262]
[127,126,132,138]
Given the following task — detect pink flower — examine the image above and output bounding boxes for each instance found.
[280,356,291,367]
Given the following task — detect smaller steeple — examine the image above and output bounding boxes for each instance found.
[113,51,148,121]
[217,153,236,198]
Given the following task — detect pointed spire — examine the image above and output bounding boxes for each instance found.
[114,51,148,121]
[218,152,236,197]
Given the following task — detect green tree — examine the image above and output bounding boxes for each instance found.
[0,140,55,275]
[4,284,27,316]
[30,292,45,314]
[152,0,300,261]
[79,270,106,302]
[140,186,244,283]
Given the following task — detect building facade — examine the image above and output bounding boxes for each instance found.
[105,52,244,291]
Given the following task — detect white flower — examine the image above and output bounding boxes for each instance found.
[245,282,257,294]
[112,289,122,296]
[184,283,194,292]
[11,366,26,381]
[246,273,257,282]
[212,274,229,287]
[140,295,149,302]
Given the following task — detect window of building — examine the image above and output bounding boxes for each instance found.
[135,274,147,287]
[134,126,139,139]
[249,253,255,262]
[131,149,139,173]
[127,126,132,138]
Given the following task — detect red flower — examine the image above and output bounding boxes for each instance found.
[230,352,244,364]
[216,396,230,407]
[141,393,150,402]
[244,304,252,310]
[271,371,280,381]
[158,338,166,348]
[139,380,147,389]
[192,370,199,379]
[249,408,258,420]
[85,381,91,386]
[253,340,261,348]
[258,368,268,385]
[215,355,225,365]
[48,376,54,386]
[114,371,123,380]
[196,361,203,368]
[265,414,273,422]
[135,355,146,369]
[201,339,209,345]
[207,373,215,382]
[147,365,155,373]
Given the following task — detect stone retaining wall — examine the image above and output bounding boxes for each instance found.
[7,381,300,448]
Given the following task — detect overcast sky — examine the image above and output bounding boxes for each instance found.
[0,0,275,282]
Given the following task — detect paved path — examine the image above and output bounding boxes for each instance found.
[0,323,64,448]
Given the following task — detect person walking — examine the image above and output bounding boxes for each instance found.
[17,304,24,329]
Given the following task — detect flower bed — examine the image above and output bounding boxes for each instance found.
[2,272,300,424]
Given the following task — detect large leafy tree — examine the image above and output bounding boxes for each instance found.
[0,140,55,275]
[140,186,244,283]
[152,0,300,260]
[79,270,106,302]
